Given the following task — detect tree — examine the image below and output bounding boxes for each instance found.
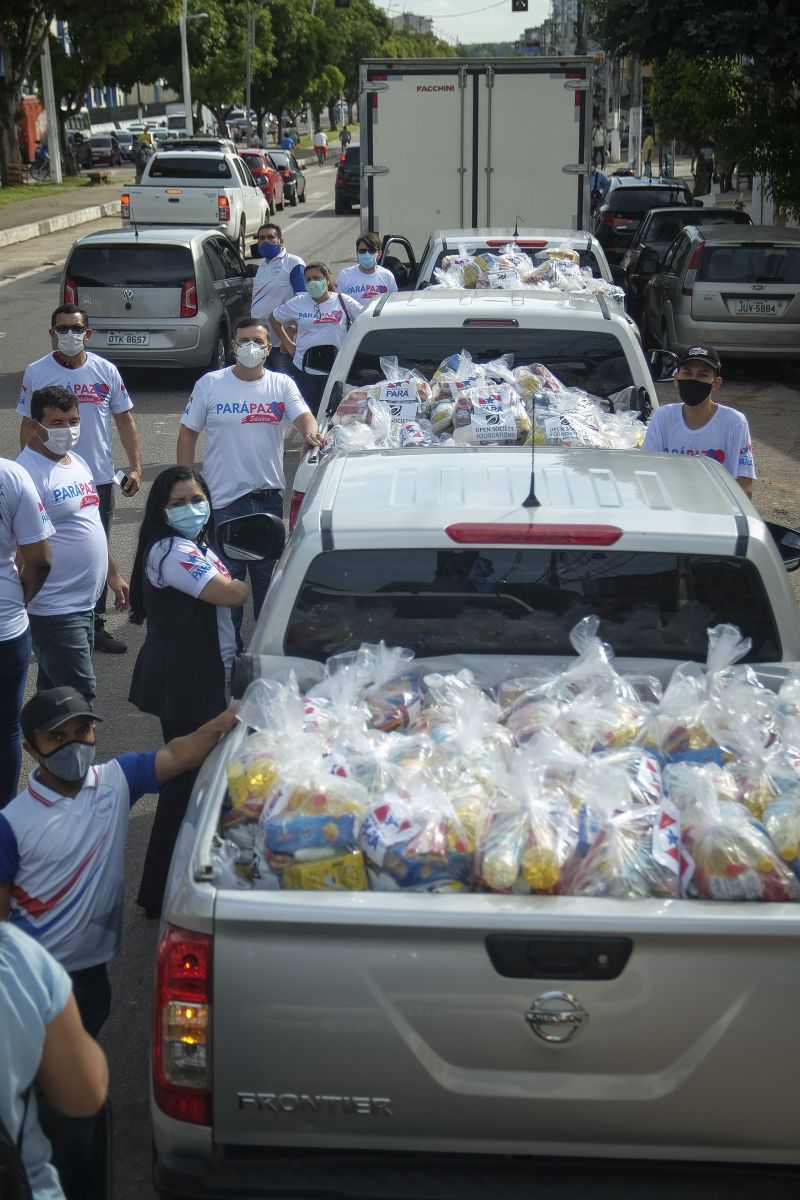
[591,0,800,217]
[649,50,741,195]
[306,64,345,134]
[0,3,53,185]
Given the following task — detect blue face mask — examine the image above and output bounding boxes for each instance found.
[165,501,210,539]
[258,242,281,260]
[358,251,377,269]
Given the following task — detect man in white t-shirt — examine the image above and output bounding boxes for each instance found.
[177,316,322,648]
[250,223,306,374]
[335,230,398,304]
[17,386,129,705]
[313,128,328,164]
[0,457,54,806]
[642,343,756,497]
[17,304,142,655]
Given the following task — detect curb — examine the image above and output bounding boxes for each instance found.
[0,200,121,249]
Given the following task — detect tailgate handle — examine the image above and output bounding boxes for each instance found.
[486,934,632,981]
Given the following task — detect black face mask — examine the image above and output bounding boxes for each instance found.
[677,378,714,407]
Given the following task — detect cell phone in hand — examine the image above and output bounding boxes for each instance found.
[114,470,129,490]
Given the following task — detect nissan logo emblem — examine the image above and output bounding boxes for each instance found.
[122,289,133,301]
[525,991,589,1043]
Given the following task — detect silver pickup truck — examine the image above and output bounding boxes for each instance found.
[152,447,800,1199]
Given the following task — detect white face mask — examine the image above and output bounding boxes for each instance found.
[55,330,87,357]
[234,340,268,368]
[40,423,80,454]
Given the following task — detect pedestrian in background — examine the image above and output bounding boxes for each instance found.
[270,263,362,416]
[592,118,606,169]
[339,124,351,149]
[0,456,53,808]
[335,231,398,304]
[17,304,142,655]
[177,319,321,646]
[641,130,655,178]
[17,386,129,706]
[250,223,306,374]
[129,467,247,916]
[0,922,108,1200]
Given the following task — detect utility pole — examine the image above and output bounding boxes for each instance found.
[629,53,642,174]
[40,30,63,183]
[180,0,194,135]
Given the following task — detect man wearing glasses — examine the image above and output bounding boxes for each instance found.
[17,305,142,655]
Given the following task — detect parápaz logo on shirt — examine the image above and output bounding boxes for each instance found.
[69,381,111,405]
[312,310,344,326]
[347,283,388,298]
[52,480,99,506]
[180,548,213,582]
[670,447,726,463]
[214,400,285,425]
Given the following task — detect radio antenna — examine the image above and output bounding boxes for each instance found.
[521,389,541,508]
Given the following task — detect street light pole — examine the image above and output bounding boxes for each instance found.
[180,0,194,135]
[245,2,253,139]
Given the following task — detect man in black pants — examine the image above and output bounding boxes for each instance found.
[17,303,142,654]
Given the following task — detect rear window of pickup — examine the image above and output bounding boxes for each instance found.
[147,155,232,179]
[283,549,780,663]
[344,328,635,399]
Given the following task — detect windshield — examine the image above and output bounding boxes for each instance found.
[697,245,800,284]
[610,189,691,213]
[147,155,232,179]
[644,211,751,243]
[342,327,635,399]
[282,549,780,663]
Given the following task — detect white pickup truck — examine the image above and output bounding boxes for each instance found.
[151,446,800,1199]
[121,150,267,257]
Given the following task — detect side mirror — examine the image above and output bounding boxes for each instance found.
[215,513,285,563]
[638,248,661,276]
[766,521,800,572]
[648,349,678,381]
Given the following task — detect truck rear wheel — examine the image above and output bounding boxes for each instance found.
[208,326,227,371]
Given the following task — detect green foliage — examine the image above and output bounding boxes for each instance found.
[456,42,516,56]
[591,0,800,217]
[382,30,457,58]
[649,51,740,149]
[306,64,345,128]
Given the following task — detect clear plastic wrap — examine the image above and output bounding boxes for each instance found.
[561,805,681,899]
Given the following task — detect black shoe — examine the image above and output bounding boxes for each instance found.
[94,625,127,654]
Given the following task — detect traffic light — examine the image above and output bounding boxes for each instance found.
[512,0,529,10]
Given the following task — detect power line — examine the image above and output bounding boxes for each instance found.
[432,0,512,16]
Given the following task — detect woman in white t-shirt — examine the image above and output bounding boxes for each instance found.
[270,261,363,417]
[128,466,248,917]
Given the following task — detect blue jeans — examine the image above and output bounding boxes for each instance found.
[290,364,327,418]
[267,346,294,376]
[0,627,32,807]
[28,610,96,704]
[213,492,283,650]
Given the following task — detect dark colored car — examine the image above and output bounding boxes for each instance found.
[115,130,134,161]
[592,176,699,264]
[238,149,285,215]
[621,206,754,321]
[335,143,360,214]
[88,133,122,167]
[66,130,92,169]
[268,149,306,206]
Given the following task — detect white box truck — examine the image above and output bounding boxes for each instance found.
[358,56,594,262]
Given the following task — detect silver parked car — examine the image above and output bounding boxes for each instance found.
[641,223,800,359]
[60,227,254,371]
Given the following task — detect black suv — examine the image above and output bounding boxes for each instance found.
[592,177,699,264]
[335,144,360,214]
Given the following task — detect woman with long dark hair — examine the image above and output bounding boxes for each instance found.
[128,465,248,917]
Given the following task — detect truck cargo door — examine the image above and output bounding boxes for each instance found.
[362,64,473,261]
[211,894,800,1163]
[475,63,590,231]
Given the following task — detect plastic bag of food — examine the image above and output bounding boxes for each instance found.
[473,792,529,892]
[562,804,681,899]
[319,418,389,460]
[763,795,800,879]
[641,663,725,764]
[260,767,369,866]
[317,643,423,734]
[360,781,474,892]
[429,350,484,404]
[681,796,798,902]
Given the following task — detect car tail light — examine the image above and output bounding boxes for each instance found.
[682,243,704,295]
[289,490,304,528]
[283,170,292,180]
[180,278,198,317]
[445,523,623,546]
[462,319,519,327]
[217,195,230,223]
[121,192,130,219]
[153,925,211,1126]
[63,276,79,305]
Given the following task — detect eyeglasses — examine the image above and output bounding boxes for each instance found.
[53,325,86,335]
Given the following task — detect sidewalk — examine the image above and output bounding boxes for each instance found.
[0,177,124,247]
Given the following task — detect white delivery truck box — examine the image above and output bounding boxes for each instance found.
[359,56,594,259]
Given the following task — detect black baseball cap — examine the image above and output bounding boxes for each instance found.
[21,687,102,740]
[677,344,721,372]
